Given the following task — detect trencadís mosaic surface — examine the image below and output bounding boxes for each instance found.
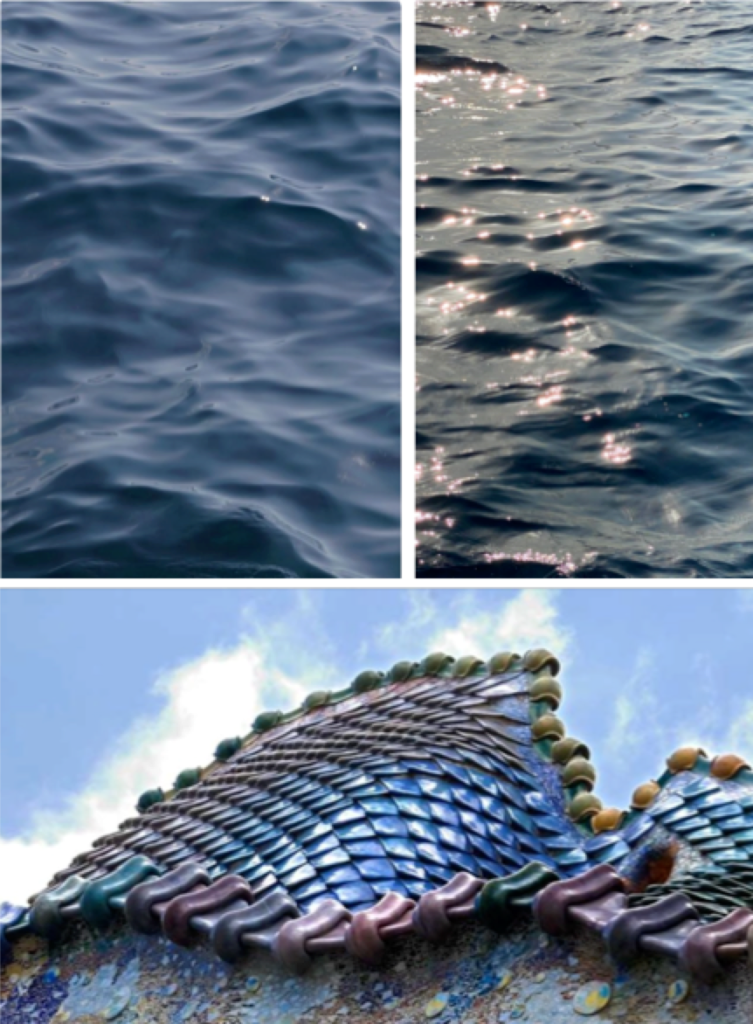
[2,649,752,1022]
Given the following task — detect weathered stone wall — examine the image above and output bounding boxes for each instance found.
[2,916,751,1024]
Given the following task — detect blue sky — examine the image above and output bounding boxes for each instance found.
[2,588,752,902]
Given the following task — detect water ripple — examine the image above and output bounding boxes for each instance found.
[416,0,753,578]
[3,1,400,578]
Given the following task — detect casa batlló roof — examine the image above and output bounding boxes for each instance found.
[3,648,753,1000]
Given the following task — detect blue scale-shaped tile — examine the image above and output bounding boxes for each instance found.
[446,850,481,875]
[593,839,630,865]
[283,811,317,833]
[335,820,376,841]
[494,845,528,869]
[328,806,366,827]
[439,761,472,786]
[336,773,373,791]
[479,795,510,824]
[383,777,423,797]
[162,847,194,867]
[359,797,399,817]
[464,750,496,772]
[306,791,347,813]
[452,786,482,813]
[469,833,499,862]
[661,807,697,827]
[200,833,236,855]
[381,836,418,860]
[705,804,743,822]
[437,825,470,852]
[345,840,385,858]
[305,832,340,857]
[311,847,351,870]
[535,814,572,836]
[517,832,546,856]
[710,848,749,863]
[459,809,490,839]
[292,878,328,902]
[210,838,247,859]
[282,863,317,890]
[270,774,302,795]
[323,865,361,885]
[737,794,753,812]
[372,816,410,838]
[496,779,530,811]
[621,815,655,844]
[424,863,454,885]
[371,879,409,898]
[234,820,278,843]
[408,879,438,897]
[298,822,334,845]
[260,836,295,863]
[525,792,557,814]
[543,834,579,851]
[731,829,753,844]
[348,782,389,799]
[693,791,738,813]
[585,833,624,855]
[276,850,307,875]
[672,815,709,835]
[648,794,685,818]
[697,837,737,852]
[508,807,535,833]
[370,763,411,777]
[402,759,445,777]
[334,881,375,906]
[232,855,264,878]
[357,858,397,881]
[718,816,753,834]
[407,818,440,844]
[468,769,501,799]
[556,848,588,868]
[417,778,454,803]
[223,847,260,869]
[247,860,279,882]
[476,856,510,878]
[394,859,428,882]
[428,801,461,828]
[685,825,724,843]
[487,820,518,848]
[394,796,432,821]
[416,841,449,868]
[681,778,722,801]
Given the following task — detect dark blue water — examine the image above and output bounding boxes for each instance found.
[3,1,400,578]
[416,0,753,578]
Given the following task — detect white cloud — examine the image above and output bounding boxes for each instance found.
[0,634,331,906]
[372,589,572,667]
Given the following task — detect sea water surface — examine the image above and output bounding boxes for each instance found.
[417,0,753,577]
[3,1,400,578]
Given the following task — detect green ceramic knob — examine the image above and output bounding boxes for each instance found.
[351,670,384,693]
[302,690,331,711]
[136,788,164,813]
[387,661,417,683]
[419,652,454,677]
[452,656,485,679]
[214,737,242,762]
[253,710,283,732]
[174,767,202,790]
[488,652,520,676]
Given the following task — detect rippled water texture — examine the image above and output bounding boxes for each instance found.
[417,1,753,578]
[3,1,400,578]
